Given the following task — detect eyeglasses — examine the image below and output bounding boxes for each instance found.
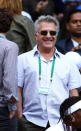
[39,30,57,36]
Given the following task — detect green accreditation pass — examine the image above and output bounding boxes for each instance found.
[38,86,49,94]
[38,77,50,94]
[38,56,56,94]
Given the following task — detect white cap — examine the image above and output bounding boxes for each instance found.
[67,100,81,114]
[64,51,81,69]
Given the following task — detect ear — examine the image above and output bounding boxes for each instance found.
[35,33,38,41]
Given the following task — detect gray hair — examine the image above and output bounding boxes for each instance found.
[34,15,60,36]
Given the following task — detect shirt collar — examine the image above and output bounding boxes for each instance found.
[33,45,61,59]
[33,45,39,56]
[72,39,79,47]
[55,49,61,58]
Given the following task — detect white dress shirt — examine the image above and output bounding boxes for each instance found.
[18,46,81,127]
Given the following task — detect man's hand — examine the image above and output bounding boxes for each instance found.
[9,111,16,119]
[15,108,22,119]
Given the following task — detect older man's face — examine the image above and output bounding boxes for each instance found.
[35,21,57,51]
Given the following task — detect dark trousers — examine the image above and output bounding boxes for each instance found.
[18,115,50,131]
[0,107,17,131]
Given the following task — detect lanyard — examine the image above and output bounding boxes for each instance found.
[38,56,56,82]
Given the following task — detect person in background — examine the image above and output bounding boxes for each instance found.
[0,0,36,54]
[60,96,81,130]
[22,0,32,20]
[21,0,55,22]
[57,0,81,41]
[56,5,81,54]
[0,8,18,131]
[17,15,81,131]
[52,0,65,22]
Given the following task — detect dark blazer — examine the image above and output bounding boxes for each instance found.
[56,37,74,54]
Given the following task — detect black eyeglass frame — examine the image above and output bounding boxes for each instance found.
[38,30,57,36]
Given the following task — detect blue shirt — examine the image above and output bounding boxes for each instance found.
[0,35,18,111]
[18,46,81,127]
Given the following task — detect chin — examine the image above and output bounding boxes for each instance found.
[44,44,53,48]
[44,47,54,52]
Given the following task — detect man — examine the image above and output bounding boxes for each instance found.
[56,4,81,54]
[17,15,81,131]
[0,8,19,131]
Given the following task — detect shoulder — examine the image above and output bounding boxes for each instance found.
[56,52,76,73]
[18,50,34,67]
[10,15,34,34]
[61,53,80,74]
[4,38,19,51]
[56,38,71,47]
[56,37,72,54]
[56,49,64,57]
[0,38,19,57]
[18,49,33,60]
[13,15,34,25]
[55,50,70,71]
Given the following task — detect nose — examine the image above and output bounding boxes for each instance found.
[77,20,81,25]
[46,31,51,37]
